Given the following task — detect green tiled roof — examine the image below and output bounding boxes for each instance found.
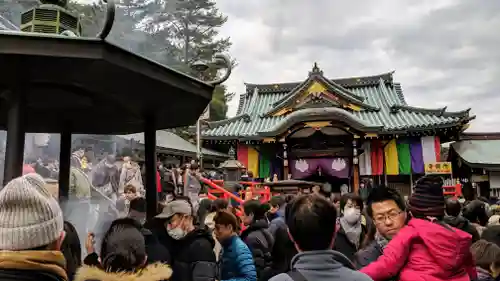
[451,140,500,167]
[203,66,473,139]
[120,131,228,158]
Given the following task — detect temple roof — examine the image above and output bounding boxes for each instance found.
[203,64,473,139]
[451,139,500,168]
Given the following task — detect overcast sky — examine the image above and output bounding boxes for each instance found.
[215,0,499,132]
[78,0,499,132]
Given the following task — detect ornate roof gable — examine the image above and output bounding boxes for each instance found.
[262,63,379,117]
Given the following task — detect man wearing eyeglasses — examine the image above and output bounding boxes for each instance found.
[354,187,407,274]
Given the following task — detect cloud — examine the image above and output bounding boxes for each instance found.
[217,0,499,132]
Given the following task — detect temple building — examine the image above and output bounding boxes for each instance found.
[201,64,474,194]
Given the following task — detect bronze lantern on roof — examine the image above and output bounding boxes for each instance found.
[21,0,82,36]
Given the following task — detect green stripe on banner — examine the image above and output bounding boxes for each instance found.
[259,149,271,179]
[397,139,412,175]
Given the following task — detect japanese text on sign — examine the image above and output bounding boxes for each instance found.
[425,162,452,174]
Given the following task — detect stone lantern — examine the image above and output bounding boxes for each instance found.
[219,146,245,192]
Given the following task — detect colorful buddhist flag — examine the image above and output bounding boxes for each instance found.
[237,143,259,177]
[397,139,412,175]
[359,142,372,176]
[360,137,439,176]
[382,139,412,175]
[359,140,384,176]
[371,140,384,175]
[384,139,399,175]
[409,136,441,174]
[259,148,271,179]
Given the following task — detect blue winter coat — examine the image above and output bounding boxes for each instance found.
[220,235,257,281]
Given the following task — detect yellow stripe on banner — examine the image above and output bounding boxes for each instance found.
[384,139,399,175]
[248,146,260,178]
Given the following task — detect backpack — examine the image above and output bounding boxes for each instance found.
[255,229,275,281]
[259,229,274,268]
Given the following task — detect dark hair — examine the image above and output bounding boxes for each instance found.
[340,193,364,213]
[463,200,489,226]
[286,194,337,251]
[471,240,500,271]
[243,199,267,221]
[211,198,229,212]
[100,218,146,272]
[366,187,406,218]
[445,198,462,217]
[214,210,238,232]
[129,197,147,213]
[285,194,295,204]
[197,199,213,227]
[61,221,81,280]
[270,196,286,208]
[124,185,137,194]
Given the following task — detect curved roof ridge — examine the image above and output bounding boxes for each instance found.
[393,83,407,105]
[245,87,260,115]
[378,77,401,107]
[258,107,383,137]
[205,113,251,128]
[245,70,395,90]
[390,104,471,118]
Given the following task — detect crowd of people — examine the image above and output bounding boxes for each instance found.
[3,171,500,281]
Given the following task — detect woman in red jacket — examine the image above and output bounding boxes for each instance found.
[361,176,477,281]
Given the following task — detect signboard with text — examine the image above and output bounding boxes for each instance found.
[425,162,452,174]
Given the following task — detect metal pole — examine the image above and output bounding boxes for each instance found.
[144,114,158,219]
[196,118,203,168]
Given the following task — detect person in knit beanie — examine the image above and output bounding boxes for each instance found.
[408,175,446,219]
[0,173,68,281]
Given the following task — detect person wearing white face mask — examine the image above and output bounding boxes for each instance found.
[154,199,217,281]
[333,193,368,262]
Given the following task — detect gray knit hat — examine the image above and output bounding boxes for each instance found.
[0,173,64,250]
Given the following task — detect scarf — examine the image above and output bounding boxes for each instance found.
[339,216,362,249]
[375,232,389,250]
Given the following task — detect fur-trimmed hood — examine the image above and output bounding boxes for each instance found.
[74,263,172,281]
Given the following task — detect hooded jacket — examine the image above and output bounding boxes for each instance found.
[361,218,477,281]
[74,263,172,281]
[269,250,372,281]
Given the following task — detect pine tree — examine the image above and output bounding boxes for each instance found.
[130,0,234,122]
[134,0,232,73]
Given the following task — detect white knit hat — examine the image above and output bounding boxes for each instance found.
[0,173,64,250]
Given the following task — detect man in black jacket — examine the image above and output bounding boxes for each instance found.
[155,199,217,281]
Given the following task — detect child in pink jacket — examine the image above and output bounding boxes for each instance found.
[361,176,477,281]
